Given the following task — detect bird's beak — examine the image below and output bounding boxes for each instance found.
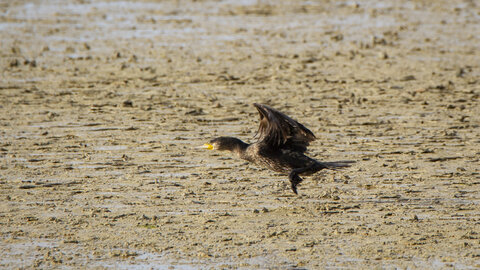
[200,143,214,150]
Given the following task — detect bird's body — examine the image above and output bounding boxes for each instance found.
[204,103,351,194]
[241,143,322,174]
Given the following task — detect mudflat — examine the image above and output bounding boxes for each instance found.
[1,0,479,268]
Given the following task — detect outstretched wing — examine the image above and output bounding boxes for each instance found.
[253,103,316,152]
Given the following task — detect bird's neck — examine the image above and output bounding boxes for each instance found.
[230,139,250,159]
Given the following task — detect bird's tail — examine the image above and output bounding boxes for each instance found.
[321,160,355,170]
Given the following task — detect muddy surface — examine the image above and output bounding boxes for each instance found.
[1,0,480,268]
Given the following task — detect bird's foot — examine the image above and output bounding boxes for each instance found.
[289,171,303,195]
[291,183,298,194]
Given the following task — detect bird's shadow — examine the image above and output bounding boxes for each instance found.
[323,160,356,169]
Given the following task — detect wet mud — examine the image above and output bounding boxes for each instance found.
[1,0,479,268]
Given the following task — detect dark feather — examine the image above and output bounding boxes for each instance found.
[253,103,316,152]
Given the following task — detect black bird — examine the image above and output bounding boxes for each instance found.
[202,103,352,194]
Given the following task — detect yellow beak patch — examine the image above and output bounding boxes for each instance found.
[202,143,214,150]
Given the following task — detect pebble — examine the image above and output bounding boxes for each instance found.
[378,51,388,59]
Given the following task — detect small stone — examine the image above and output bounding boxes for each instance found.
[65,46,75,53]
[123,100,133,107]
[401,75,416,81]
[9,59,19,67]
[378,51,388,59]
[330,33,343,41]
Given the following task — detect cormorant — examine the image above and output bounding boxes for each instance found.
[202,103,352,194]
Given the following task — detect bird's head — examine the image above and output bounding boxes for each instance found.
[201,137,247,152]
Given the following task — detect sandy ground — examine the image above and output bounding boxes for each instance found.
[1,0,480,268]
